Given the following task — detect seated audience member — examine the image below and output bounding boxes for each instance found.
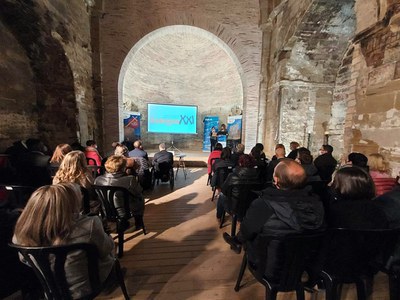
[374,186,400,263]
[250,146,268,181]
[16,138,52,188]
[230,143,245,167]
[265,144,285,182]
[296,147,321,182]
[207,142,223,175]
[327,166,388,229]
[49,143,72,169]
[347,152,369,172]
[368,153,391,179]
[114,144,137,175]
[254,143,267,161]
[85,140,102,167]
[314,144,337,182]
[0,199,40,298]
[94,155,145,230]
[216,154,261,219]
[368,153,397,195]
[271,143,285,161]
[12,183,115,299]
[211,147,235,188]
[128,140,149,160]
[53,150,99,213]
[70,141,85,152]
[287,141,300,160]
[224,159,324,267]
[152,143,174,171]
[105,141,120,159]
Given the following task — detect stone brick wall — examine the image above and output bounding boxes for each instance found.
[0,0,96,152]
[98,0,262,151]
[261,0,355,158]
[337,1,400,176]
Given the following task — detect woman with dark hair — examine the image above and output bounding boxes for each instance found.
[327,166,388,229]
[209,126,218,152]
[210,147,235,188]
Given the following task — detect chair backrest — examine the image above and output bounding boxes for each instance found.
[9,243,101,300]
[250,231,325,291]
[86,157,97,166]
[92,185,131,221]
[322,228,400,278]
[213,166,233,188]
[373,177,398,196]
[0,185,35,208]
[227,183,265,220]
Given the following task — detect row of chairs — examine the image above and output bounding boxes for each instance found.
[232,228,400,300]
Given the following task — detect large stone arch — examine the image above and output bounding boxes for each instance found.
[117,25,245,148]
[99,0,262,149]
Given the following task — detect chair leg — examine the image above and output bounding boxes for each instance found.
[114,259,130,300]
[234,254,247,292]
[118,230,124,258]
[355,278,366,300]
[321,271,337,300]
[389,272,400,300]
[231,215,238,237]
[295,286,305,300]
[267,287,278,300]
[211,188,216,201]
[219,210,225,228]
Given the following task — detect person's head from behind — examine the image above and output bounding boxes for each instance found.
[14,183,82,246]
[320,144,333,155]
[221,147,231,160]
[214,143,223,151]
[297,147,313,164]
[368,153,390,173]
[255,143,264,152]
[250,146,262,160]
[159,143,166,151]
[86,140,96,147]
[347,152,368,169]
[331,166,375,201]
[26,138,46,153]
[56,151,88,179]
[290,141,300,151]
[238,154,255,168]
[114,144,129,157]
[105,155,127,174]
[273,159,307,190]
[133,140,142,149]
[236,143,245,154]
[50,143,72,164]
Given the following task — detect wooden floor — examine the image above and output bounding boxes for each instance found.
[97,168,390,300]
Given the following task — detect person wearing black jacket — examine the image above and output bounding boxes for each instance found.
[224,159,325,276]
[216,154,261,219]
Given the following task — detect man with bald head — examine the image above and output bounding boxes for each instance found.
[128,140,149,160]
[224,159,325,264]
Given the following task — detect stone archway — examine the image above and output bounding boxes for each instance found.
[118,25,245,149]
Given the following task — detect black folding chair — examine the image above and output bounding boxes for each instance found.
[220,182,265,236]
[9,243,129,300]
[235,232,326,300]
[0,185,35,208]
[211,166,233,201]
[93,185,146,257]
[320,228,400,300]
[151,161,174,190]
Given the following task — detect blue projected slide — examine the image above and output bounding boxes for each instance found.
[148,103,197,134]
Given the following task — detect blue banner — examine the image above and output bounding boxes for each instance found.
[123,112,141,142]
[203,116,219,152]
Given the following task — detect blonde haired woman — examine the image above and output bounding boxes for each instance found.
[49,144,72,165]
[49,143,72,176]
[368,153,391,179]
[53,150,99,213]
[12,183,115,299]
